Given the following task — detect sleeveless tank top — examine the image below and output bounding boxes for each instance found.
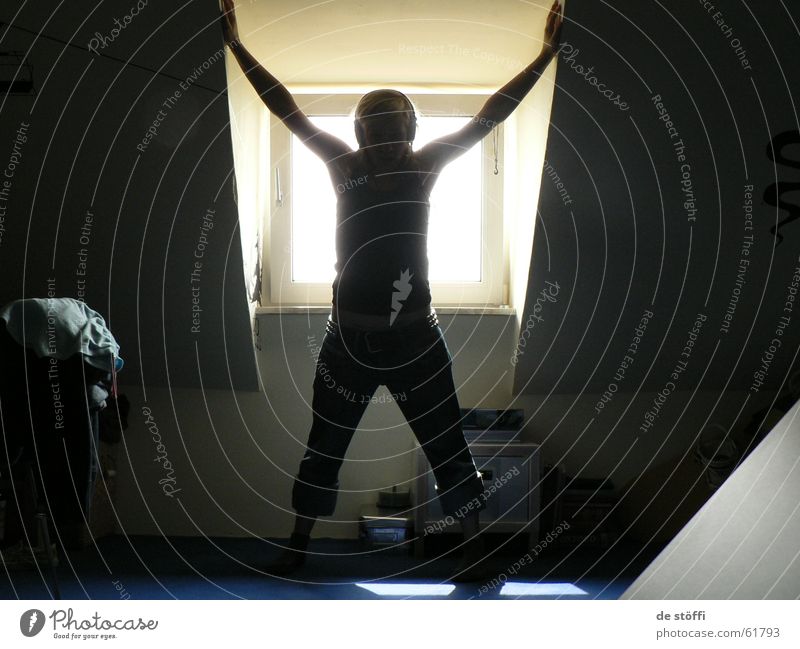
[331,152,433,329]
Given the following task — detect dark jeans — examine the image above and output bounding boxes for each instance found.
[292,313,486,519]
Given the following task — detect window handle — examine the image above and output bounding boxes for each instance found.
[275,167,284,206]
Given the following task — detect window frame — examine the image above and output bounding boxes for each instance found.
[265,93,505,307]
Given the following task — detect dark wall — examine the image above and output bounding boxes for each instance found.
[0,0,258,390]
[516,0,800,397]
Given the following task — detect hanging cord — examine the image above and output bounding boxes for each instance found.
[0,20,224,95]
[492,125,499,175]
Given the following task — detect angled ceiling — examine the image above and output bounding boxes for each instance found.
[235,0,554,88]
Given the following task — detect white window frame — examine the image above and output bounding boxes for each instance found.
[266,93,504,306]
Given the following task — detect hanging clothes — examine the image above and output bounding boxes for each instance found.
[0,297,123,373]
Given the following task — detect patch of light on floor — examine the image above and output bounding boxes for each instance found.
[499,582,588,596]
[356,583,456,597]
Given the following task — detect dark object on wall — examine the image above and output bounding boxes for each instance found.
[693,424,741,490]
[764,130,800,245]
[0,51,35,95]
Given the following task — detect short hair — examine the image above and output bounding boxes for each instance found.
[354,89,417,143]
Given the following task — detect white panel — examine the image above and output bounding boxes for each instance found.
[622,399,800,599]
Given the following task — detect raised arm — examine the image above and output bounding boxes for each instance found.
[417,0,564,173]
[220,0,351,164]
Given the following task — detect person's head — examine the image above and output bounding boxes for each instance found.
[354,90,417,166]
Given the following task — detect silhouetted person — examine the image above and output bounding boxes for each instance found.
[220,0,563,581]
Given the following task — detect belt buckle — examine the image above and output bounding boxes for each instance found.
[363,331,383,353]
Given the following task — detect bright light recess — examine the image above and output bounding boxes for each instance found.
[355,583,456,597]
[292,115,481,283]
[499,582,588,596]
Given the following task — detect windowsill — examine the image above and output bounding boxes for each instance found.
[255,305,515,317]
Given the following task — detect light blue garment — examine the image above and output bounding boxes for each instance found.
[0,298,123,372]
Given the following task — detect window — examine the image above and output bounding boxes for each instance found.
[267,94,504,306]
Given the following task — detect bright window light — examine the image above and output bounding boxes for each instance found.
[355,582,456,597]
[291,115,482,283]
[499,582,588,596]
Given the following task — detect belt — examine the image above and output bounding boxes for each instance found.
[331,306,435,331]
[327,310,439,353]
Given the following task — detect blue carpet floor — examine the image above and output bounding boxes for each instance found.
[1,535,655,600]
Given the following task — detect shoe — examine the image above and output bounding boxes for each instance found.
[264,533,308,576]
[450,537,493,583]
[264,548,306,576]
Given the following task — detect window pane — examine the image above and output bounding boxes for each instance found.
[417,116,482,282]
[291,115,482,283]
[291,116,351,283]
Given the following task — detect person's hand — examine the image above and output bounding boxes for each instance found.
[220,0,240,47]
[541,1,564,57]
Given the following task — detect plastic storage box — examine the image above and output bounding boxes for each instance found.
[359,505,414,554]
